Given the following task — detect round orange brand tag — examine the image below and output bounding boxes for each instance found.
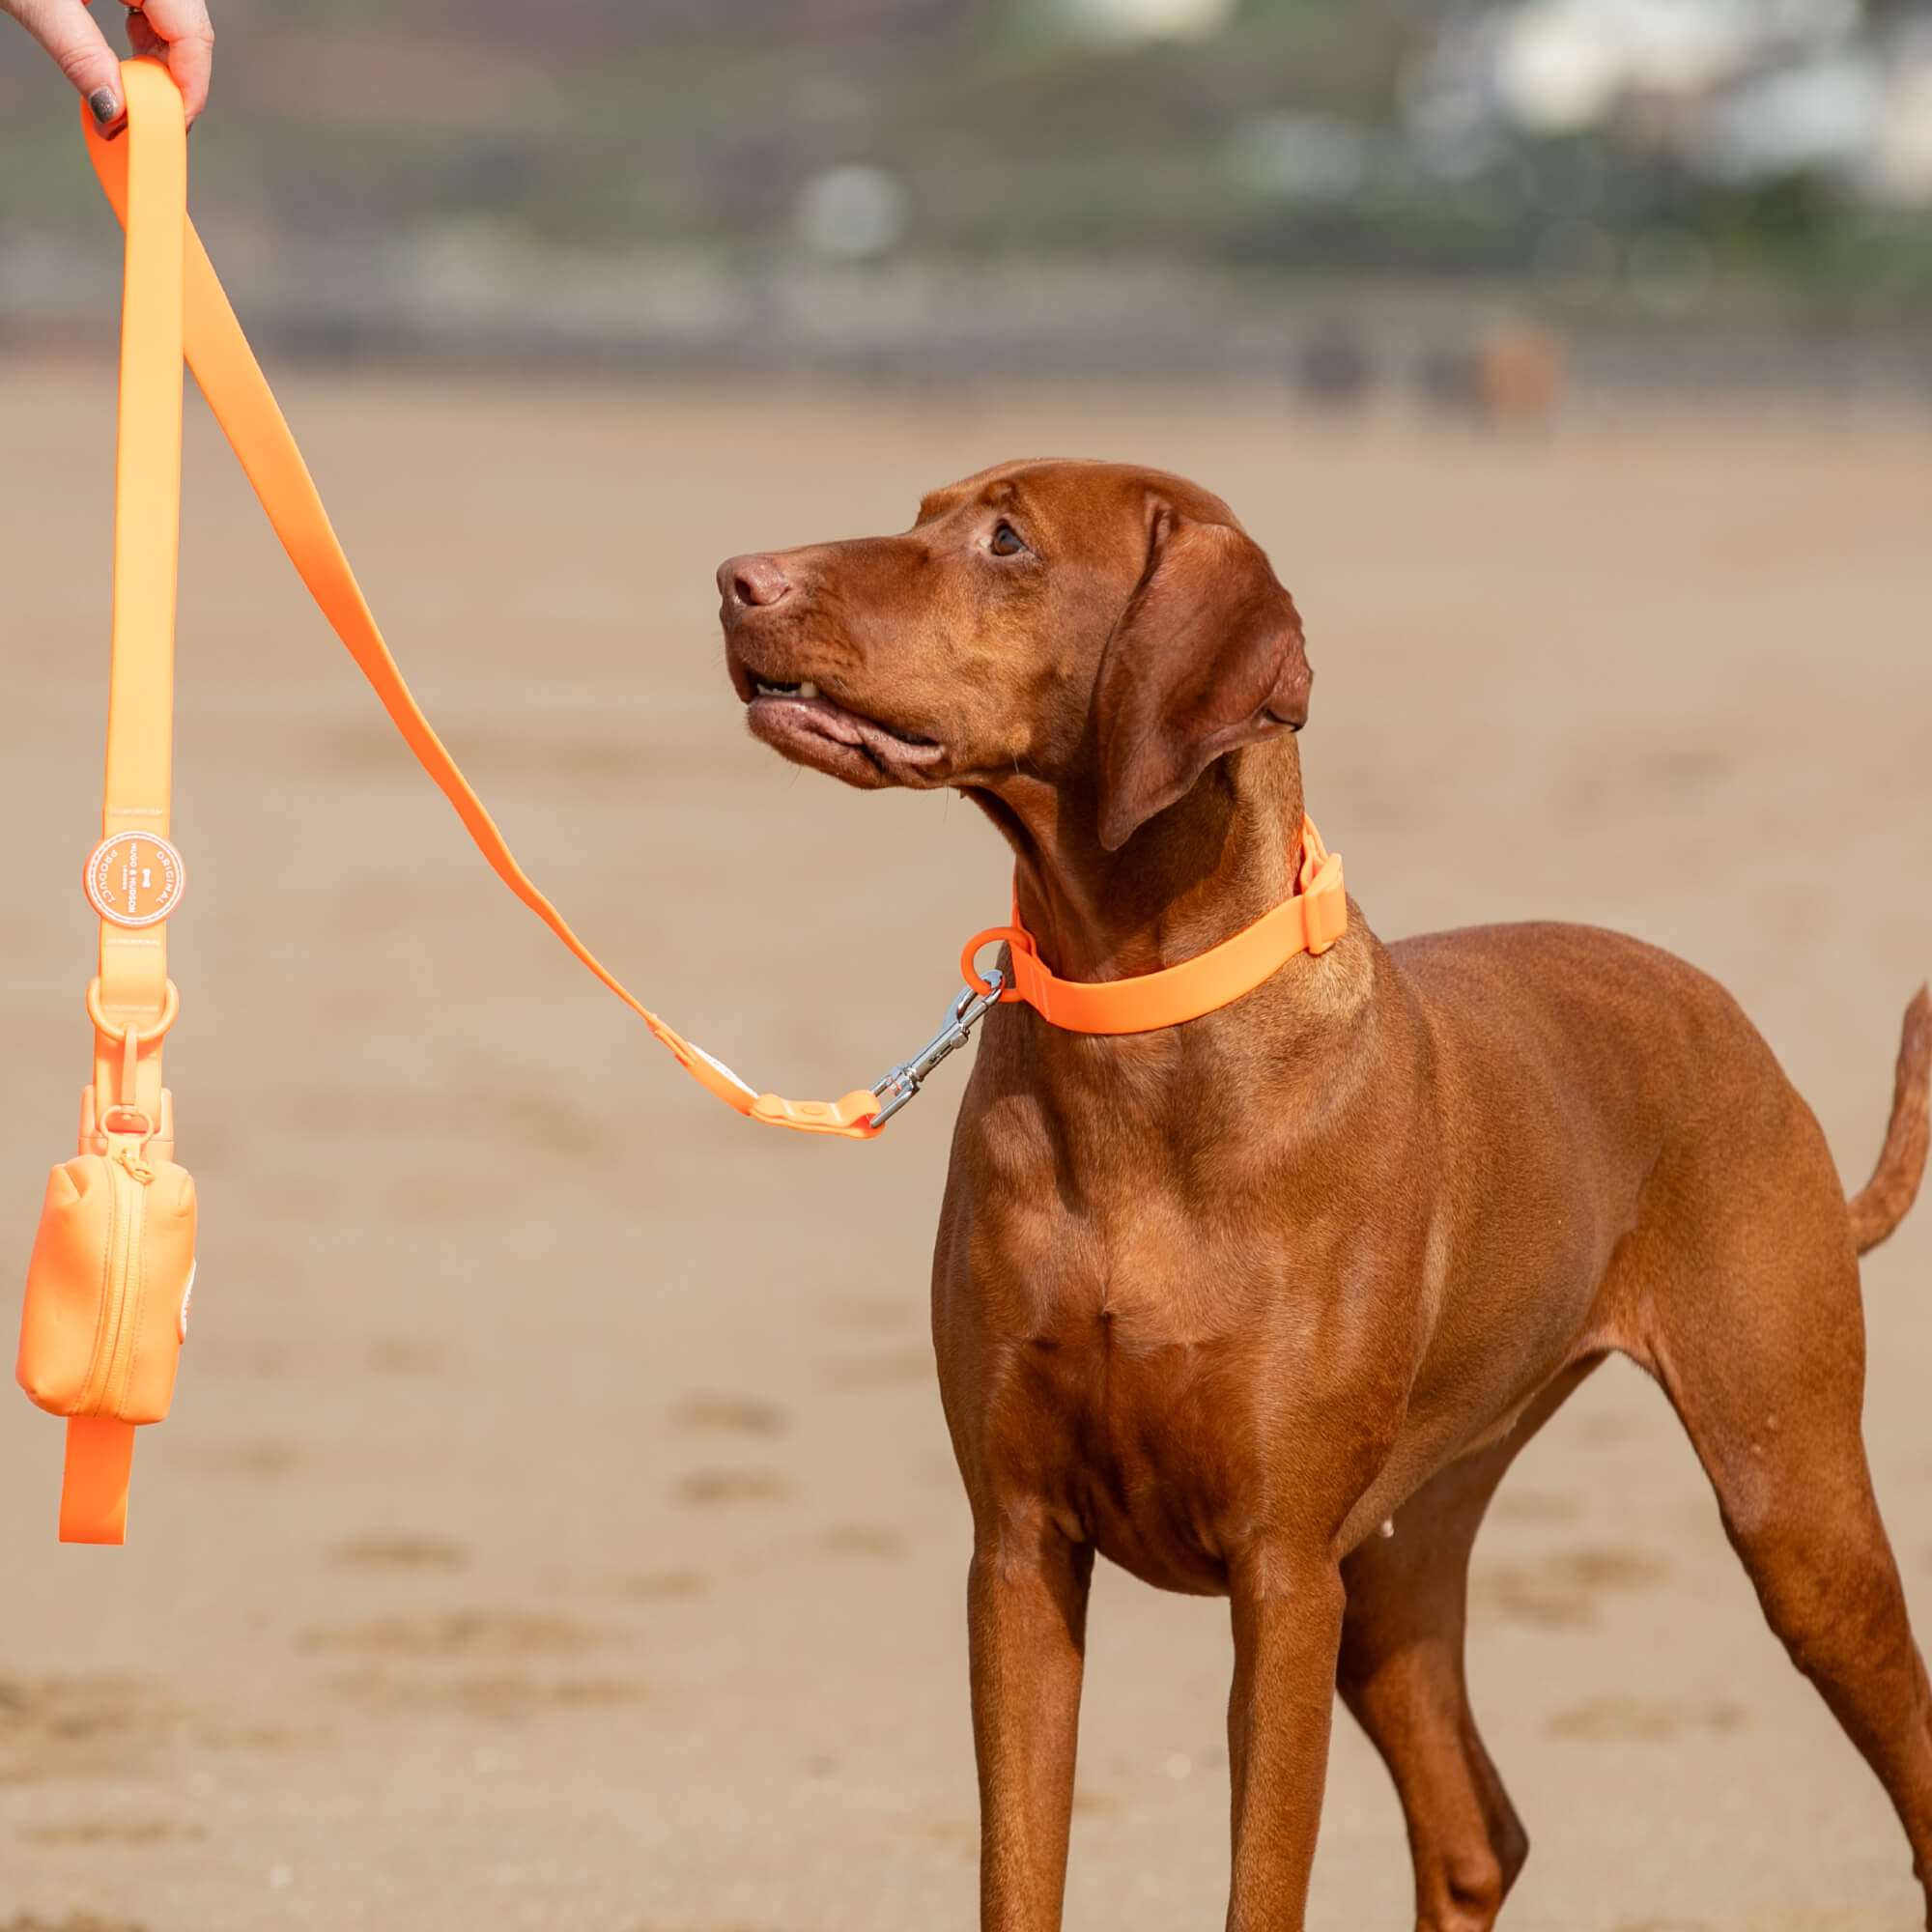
[83,834,186,928]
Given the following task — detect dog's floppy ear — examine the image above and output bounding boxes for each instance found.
[1093,501,1311,853]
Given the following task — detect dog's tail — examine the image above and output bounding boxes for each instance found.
[1848,985,1932,1257]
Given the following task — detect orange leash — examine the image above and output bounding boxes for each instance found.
[79,68,883,1139]
[18,65,1350,1542]
[16,61,198,1542]
[72,64,1349,1141]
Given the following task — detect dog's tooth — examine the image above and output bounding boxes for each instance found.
[797,681,820,698]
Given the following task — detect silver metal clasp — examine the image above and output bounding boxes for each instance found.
[867,968,1006,1130]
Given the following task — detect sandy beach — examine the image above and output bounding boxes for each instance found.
[2,361,1929,1931]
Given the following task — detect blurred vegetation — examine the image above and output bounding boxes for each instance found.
[0,0,1928,310]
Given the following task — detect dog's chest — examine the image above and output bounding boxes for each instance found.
[952,1180,1296,1593]
[1025,1316,1256,1594]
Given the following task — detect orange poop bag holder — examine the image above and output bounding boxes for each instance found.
[17,62,1348,1545]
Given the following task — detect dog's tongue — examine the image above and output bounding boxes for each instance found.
[804,695,944,766]
[853,713,943,766]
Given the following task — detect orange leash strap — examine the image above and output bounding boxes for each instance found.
[54,63,191,1541]
[80,66,883,1140]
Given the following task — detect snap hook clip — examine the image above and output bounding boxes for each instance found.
[867,970,1006,1131]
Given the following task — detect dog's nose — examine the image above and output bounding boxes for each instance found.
[718,553,793,611]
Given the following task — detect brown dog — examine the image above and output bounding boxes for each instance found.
[716,460,1932,1932]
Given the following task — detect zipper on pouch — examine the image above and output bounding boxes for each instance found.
[81,1158,145,1416]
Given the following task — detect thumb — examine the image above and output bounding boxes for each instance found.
[8,0,126,127]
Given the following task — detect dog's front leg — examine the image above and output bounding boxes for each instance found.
[1226,1548,1348,1932]
[969,1508,1094,1932]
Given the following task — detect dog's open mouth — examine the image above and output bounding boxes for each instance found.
[744,676,944,781]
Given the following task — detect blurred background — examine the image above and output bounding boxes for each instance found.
[3,0,1931,395]
[3,7,1932,1932]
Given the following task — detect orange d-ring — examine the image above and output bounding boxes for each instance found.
[961,927,1030,1002]
[86,976,181,1044]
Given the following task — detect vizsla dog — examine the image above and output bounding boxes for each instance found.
[716,460,1932,1932]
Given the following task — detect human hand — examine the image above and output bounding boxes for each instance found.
[2,1,213,132]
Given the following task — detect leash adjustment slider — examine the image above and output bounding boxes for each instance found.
[869,969,1006,1130]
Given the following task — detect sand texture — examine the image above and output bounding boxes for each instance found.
[2,365,1929,1931]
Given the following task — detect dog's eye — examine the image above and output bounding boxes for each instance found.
[989,521,1025,557]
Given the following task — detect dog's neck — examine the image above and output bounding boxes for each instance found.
[969,737,1309,985]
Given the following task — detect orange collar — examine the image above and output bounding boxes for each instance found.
[960,816,1347,1036]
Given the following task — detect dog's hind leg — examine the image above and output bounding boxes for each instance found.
[1338,1365,1596,1932]
[1635,1118,1932,1922]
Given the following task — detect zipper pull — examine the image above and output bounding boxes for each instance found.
[108,1142,156,1185]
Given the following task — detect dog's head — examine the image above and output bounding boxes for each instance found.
[717,459,1309,853]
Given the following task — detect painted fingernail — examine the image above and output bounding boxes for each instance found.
[88,88,120,126]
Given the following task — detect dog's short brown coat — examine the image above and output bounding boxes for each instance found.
[718,460,1932,1932]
